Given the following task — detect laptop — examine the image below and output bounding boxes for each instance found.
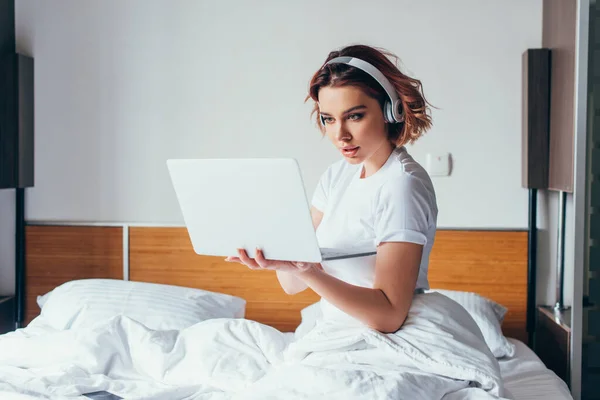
[166,158,377,263]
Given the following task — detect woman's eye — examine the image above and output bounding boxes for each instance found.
[348,113,363,121]
[323,117,334,124]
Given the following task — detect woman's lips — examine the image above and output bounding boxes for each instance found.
[341,146,359,157]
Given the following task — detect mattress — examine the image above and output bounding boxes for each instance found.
[500,338,573,400]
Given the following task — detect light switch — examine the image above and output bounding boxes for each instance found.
[425,153,451,176]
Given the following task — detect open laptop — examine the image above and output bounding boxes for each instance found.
[166,158,377,263]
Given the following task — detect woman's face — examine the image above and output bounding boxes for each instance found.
[318,85,391,166]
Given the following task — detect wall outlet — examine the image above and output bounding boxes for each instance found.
[426,153,452,176]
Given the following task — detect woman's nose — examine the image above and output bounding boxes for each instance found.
[334,122,351,142]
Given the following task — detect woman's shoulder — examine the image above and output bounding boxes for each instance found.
[388,148,435,190]
[379,152,438,210]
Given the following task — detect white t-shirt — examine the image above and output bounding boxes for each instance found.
[311,146,438,323]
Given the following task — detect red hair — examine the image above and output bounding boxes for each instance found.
[306,44,432,147]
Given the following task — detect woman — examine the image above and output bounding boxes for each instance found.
[226,44,437,334]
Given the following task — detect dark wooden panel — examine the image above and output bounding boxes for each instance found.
[0,0,15,54]
[0,52,18,188]
[25,225,123,325]
[522,48,551,189]
[0,296,15,334]
[0,53,34,189]
[16,54,34,187]
[543,0,577,192]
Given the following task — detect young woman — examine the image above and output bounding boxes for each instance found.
[225,44,437,334]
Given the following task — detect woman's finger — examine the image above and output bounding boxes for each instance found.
[257,249,288,270]
[254,249,273,269]
[237,249,260,270]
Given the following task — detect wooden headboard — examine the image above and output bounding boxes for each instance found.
[25,225,528,342]
[25,225,123,324]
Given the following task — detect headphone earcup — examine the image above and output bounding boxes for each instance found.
[385,99,405,123]
[383,101,394,123]
[392,98,404,123]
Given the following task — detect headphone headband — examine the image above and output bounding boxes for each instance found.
[325,56,404,123]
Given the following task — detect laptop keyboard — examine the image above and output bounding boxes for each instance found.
[320,248,377,260]
[320,249,348,258]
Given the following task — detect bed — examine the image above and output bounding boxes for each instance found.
[500,339,572,399]
[0,225,573,399]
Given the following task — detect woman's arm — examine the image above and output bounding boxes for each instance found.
[276,207,324,295]
[297,241,422,333]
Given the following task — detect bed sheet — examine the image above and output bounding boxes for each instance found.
[0,293,508,399]
[500,338,572,400]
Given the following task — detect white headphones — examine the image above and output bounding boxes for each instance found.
[320,56,405,126]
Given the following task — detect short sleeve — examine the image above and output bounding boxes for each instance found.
[373,175,432,246]
[311,167,332,212]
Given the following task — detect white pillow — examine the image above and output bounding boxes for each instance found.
[294,291,515,358]
[428,289,516,358]
[37,279,246,331]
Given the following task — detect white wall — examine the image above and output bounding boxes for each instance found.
[0,190,15,295]
[14,0,544,228]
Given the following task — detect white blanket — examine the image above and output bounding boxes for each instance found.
[0,292,509,399]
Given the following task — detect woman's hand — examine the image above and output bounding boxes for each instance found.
[225,248,319,274]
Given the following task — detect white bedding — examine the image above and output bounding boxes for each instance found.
[500,339,572,400]
[0,292,529,399]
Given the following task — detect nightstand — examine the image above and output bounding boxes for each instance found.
[0,296,15,335]
[534,305,571,387]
